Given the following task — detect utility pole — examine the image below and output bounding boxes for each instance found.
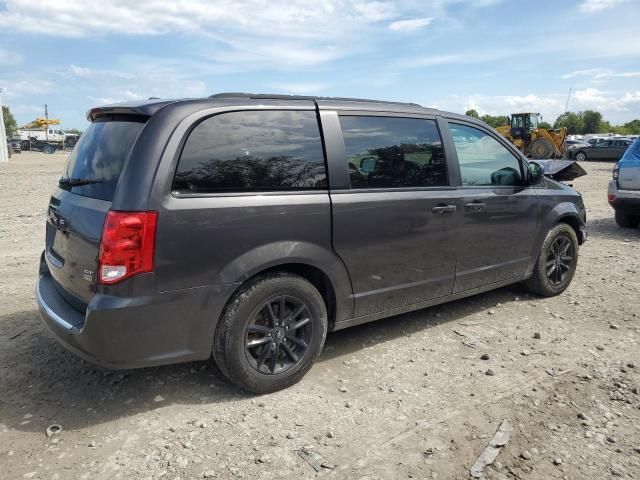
[44,104,49,142]
[564,88,572,114]
[0,87,9,163]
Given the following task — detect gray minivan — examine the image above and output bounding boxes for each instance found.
[37,94,587,393]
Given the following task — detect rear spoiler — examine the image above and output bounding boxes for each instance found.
[86,99,176,122]
[531,160,587,182]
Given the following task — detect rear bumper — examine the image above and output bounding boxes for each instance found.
[608,181,640,215]
[37,262,238,369]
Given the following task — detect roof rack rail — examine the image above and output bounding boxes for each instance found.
[208,92,421,107]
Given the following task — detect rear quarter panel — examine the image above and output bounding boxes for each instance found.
[146,105,355,324]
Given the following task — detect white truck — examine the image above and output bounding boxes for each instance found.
[18,128,79,153]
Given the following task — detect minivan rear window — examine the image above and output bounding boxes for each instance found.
[61,119,145,201]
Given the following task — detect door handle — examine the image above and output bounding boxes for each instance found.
[431,204,457,214]
[465,201,486,211]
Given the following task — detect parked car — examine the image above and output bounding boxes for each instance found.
[37,94,587,393]
[565,139,589,148]
[10,139,22,154]
[569,138,632,161]
[6,138,11,158]
[608,138,640,228]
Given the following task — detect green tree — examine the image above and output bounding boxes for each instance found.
[623,119,640,135]
[465,109,480,119]
[599,120,616,134]
[538,121,553,130]
[480,114,509,128]
[2,106,18,137]
[582,110,603,134]
[554,112,584,135]
[64,128,83,135]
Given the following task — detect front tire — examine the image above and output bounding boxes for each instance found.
[529,138,554,159]
[575,151,587,162]
[615,211,640,228]
[213,272,327,394]
[523,223,579,297]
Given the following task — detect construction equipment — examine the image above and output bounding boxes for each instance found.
[495,113,567,159]
[23,117,61,129]
[17,104,79,153]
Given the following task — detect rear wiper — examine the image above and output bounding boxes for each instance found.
[58,177,104,188]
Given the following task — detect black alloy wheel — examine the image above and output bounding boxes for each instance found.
[546,234,574,286]
[244,295,313,375]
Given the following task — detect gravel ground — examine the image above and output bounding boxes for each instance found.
[0,152,638,480]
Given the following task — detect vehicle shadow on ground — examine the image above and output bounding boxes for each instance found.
[586,217,640,241]
[0,285,528,434]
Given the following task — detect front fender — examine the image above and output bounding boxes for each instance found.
[551,203,585,236]
[537,201,585,249]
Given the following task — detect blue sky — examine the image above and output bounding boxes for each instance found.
[1,0,639,129]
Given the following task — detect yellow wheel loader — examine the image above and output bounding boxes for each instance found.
[495,113,567,159]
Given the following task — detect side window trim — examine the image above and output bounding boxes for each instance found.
[436,116,462,187]
[334,112,451,191]
[444,119,526,188]
[318,110,350,190]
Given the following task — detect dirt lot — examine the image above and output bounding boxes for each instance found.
[0,151,638,480]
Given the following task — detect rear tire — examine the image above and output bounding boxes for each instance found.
[42,144,55,154]
[615,211,640,228]
[523,223,579,297]
[213,272,327,394]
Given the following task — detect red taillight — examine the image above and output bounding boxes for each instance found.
[98,211,158,285]
[608,194,616,202]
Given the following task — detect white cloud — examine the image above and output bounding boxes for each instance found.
[353,1,398,22]
[0,78,54,98]
[561,68,640,81]
[0,0,508,70]
[0,1,397,38]
[69,65,93,78]
[397,47,523,68]
[79,58,208,103]
[69,64,134,80]
[87,90,144,105]
[579,0,630,13]
[573,87,608,105]
[388,17,433,31]
[0,1,397,69]
[572,87,640,112]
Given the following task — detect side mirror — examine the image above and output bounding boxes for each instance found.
[527,162,544,184]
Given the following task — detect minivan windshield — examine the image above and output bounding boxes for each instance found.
[62,119,145,201]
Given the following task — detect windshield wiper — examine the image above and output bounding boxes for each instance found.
[58,177,104,188]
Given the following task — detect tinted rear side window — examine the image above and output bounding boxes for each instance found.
[339,116,447,189]
[61,120,145,201]
[173,110,327,194]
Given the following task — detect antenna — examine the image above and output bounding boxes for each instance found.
[564,88,572,114]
